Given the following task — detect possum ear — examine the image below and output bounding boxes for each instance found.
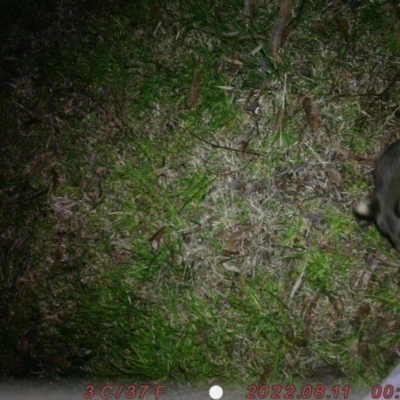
[354,197,379,218]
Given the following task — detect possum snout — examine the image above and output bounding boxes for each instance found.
[355,196,400,250]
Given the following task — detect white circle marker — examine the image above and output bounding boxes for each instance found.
[209,385,223,399]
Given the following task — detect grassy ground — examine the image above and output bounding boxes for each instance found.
[1,0,400,394]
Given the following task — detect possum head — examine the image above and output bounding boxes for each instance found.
[355,195,400,250]
[355,140,400,250]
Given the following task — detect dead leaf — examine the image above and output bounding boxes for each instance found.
[270,0,293,63]
[187,70,199,110]
[302,211,325,223]
[234,135,250,147]
[302,97,322,131]
[221,249,239,258]
[245,88,260,113]
[304,292,320,339]
[37,88,55,111]
[150,226,167,251]
[251,42,264,56]
[272,104,285,135]
[386,320,400,329]
[333,298,345,316]
[225,225,252,251]
[334,14,350,41]
[222,264,241,273]
[331,141,375,167]
[72,179,92,188]
[240,138,250,152]
[234,135,251,151]
[220,52,244,74]
[220,55,244,66]
[232,52,243,74]
[259,365,273,385]
[356,304,371,318]
[321,244,336,254]
[280,19,295,47]
[324,291,345,316]
[113,250,131,261]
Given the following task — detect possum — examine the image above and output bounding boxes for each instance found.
[355,140,400,250]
